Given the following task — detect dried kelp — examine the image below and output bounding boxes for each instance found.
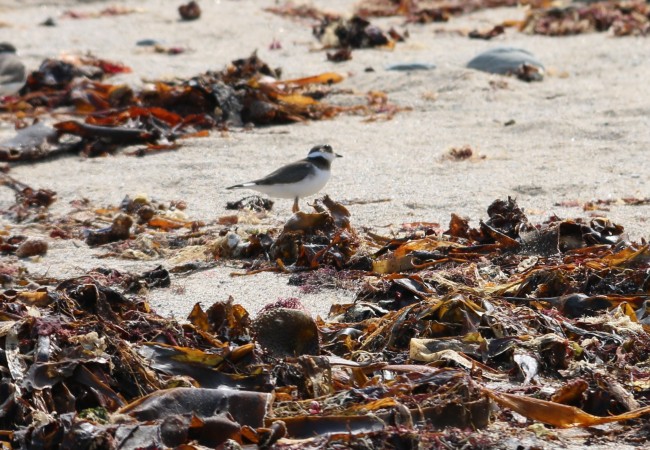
[60,5,139,20]
[442,145,485,160]
[353,0,649,37]
[0,122,60,162]
[0,272,277,448]
[85,214,133,246]
[356,0,519,22]
[4,237,48,257]
[1,175,57,222]
[469,24,506,39]
[223,195,360,273]
[226,195,274,212]
[3,52,397,163]
[225,197,650,439]
[264,2,341,22]
[557,196,650,211]
[314,15,404,49]
[327,48,353,62]
[273,4,408,55]
[2,196,650,448]
[521,2,650,36]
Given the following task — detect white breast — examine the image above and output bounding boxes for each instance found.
[252,168,331,199]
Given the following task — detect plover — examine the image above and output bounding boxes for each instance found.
[226,144,342,212]
[0,43,26,97]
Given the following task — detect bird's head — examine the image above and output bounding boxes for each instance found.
[307,144,342,162]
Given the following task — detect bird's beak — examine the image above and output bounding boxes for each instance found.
[335,153,342,158]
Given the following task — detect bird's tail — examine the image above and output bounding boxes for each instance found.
[226,182,255,190]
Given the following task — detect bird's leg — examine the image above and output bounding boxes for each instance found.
[292,197,300,213]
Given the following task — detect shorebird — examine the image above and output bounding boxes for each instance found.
[226,144,342,212]
[0,43,26,97]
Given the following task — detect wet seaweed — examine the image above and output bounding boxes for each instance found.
[1,196,650,447]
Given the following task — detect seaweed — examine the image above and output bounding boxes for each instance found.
[2,196,650,447]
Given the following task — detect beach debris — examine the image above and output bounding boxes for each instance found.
[178,1,202,21]
[0,122,59,162]
[326,48,353,62]
[442,145,485,161]
[270,0,647,40]
[264,2,340,22]
[226,195,274,212]
[269,38,282,50]
[136,38,162,47]
[15,53,131,105]
[0,1,648,446]
[268,195,358,270]
[557,197,650,211]
[1,175,57,222]
[469,24,505,39]
[62,53,132,76]
[356,0,519,22]
[2,52,404,163]
[150,44,188,55]
[85,213,133,246]
[253,305,320,357]
[135,39,189,56]
[14,237,48,257]
[1,235,48,257]
[363,90,413,121]
[467,47,545,81]
[2,195,650,446]
[521,1,650,36]
[314,15,404,49]
[385,61,436,71]
[40,17,57,27]
[60,5,140,20]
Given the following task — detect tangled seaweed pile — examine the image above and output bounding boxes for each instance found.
[0,51,402,162]
[521,1,650,36]
[270,0,650,37]
[2,195,650,448]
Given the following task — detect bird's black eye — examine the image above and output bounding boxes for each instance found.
[322,145,332,153]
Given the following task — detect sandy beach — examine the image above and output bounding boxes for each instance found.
[2,0,648,319]
[1,1,650,448]
[0,1,650,317]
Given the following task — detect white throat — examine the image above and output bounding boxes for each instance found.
[308,150,337,162]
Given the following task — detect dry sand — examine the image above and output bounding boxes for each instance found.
[1,0,649,323]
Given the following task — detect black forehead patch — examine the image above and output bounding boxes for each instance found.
[309,144,333,154]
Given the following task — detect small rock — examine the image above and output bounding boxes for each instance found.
[467,47,544,82]
[253,307,320,358]
[85,214,133,247]
[137,205,156,223]
[15,238,48,257]
[385,62,436,71]
[327,48,352,63]
[178,1,201,21]
[136,39,162,47]
[40,17,56,27]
